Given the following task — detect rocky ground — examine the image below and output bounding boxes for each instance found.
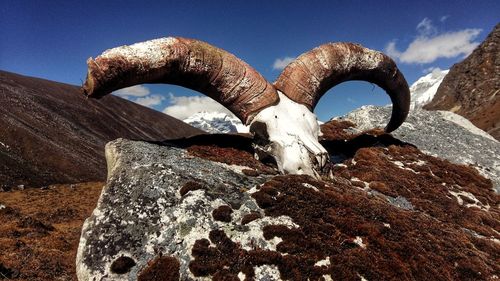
[79,118,498,280]
[335,106,500,192]
[183,122,499,280]
[1,117,498,280]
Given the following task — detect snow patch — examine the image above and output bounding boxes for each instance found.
[0,141,10,149]
[392,161,419,174]
[183,111,249,134]
[439,111,497,141]
[354,236,367,249]
[358,274,369,281]
[448,190,490,211]
[409,69,449,109]
[351,177,370,191]
[213,162,255,175]
[314,257,331,267]
[302,182,319,191]
[408,160,426,166]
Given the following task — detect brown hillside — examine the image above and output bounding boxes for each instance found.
[424,23,500,140]
[0,70,202,189]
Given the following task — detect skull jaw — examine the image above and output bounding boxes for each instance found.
[249,92,328,178]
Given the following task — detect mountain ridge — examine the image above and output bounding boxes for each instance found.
[409,69,449,110]
[0,70,202,189]
[183,111,249,134]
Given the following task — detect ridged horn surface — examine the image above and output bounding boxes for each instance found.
[82,37,278,123]
[274,42,410,132]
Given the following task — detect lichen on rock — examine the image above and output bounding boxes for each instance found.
[76,139,278,280]
[77,134,499,280]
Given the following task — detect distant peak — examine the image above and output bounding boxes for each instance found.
[183,111,249,134]
[409,69,449,110]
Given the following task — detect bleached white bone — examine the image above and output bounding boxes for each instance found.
[250,92,328,178]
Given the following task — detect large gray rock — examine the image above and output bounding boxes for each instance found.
[76,139,287,280]
[77,138,499,280]
[336,106,500,192]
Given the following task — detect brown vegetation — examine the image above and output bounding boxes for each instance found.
[187,145,276,175]
[0,182,103,280]
[1,120,498,280]
[179,181,205,196]
[138,256,180,281]
[191,169,498,280]
[188,120,499,280]
[212,205,234,222]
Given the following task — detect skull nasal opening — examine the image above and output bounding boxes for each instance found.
[250,121,269,141]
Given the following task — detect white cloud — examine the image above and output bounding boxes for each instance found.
[112,85,150,97]
[422,66,443,74]
[162,93,235,120]
[111,85,165,108]
[134,94,165,108]
[385,41,402,59]
[440,15,450,22]
[416,18,437,36]
[272,56,295,70]
[347,97,357,104]
[385,18,481,64]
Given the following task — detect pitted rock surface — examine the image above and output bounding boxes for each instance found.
[77,137,499,281]
[76,139,276,280]
[336,106,500,192]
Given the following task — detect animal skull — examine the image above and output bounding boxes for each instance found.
[250,92,327,177]
[81,37,410,178]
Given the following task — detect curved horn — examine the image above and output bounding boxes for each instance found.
[274,42,410,132]
[82,37,278,124]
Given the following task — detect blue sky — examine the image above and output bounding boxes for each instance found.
[1,0,498,121]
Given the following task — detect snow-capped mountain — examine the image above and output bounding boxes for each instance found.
[183,111,249,134]
[410,69,449,110]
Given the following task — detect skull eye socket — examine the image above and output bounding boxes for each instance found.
[250,121,269,144]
